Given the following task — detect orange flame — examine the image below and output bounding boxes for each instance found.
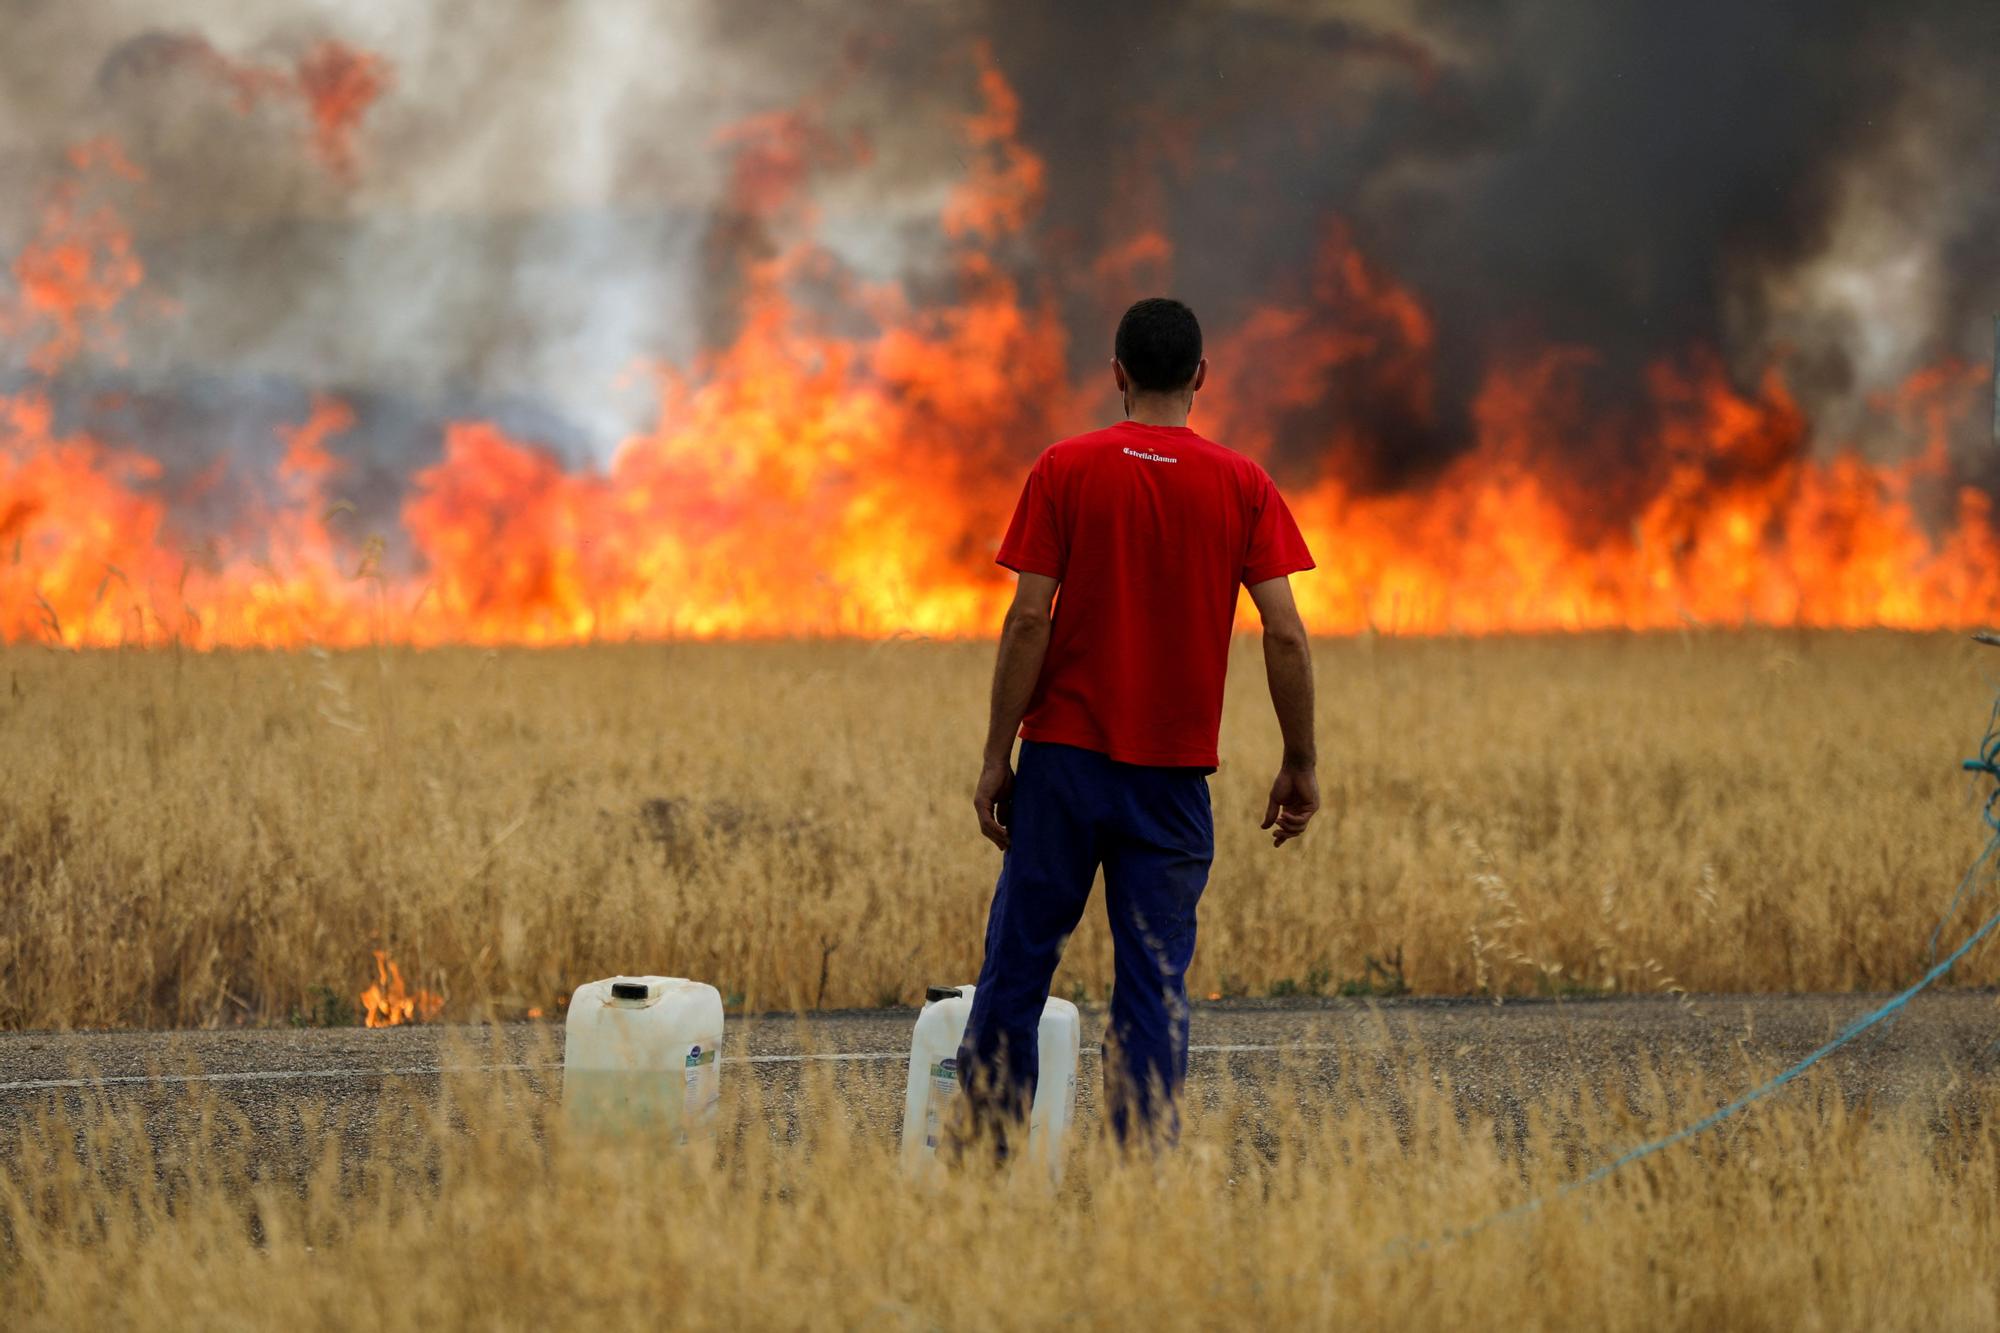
[104,33,389,179]
[5,49,2000,647]
[359,950,444,1029]
[292,41,393,181]
[6,140,144,376]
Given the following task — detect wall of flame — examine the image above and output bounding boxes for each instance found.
[4,42,1998,648]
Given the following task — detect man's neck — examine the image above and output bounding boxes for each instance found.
[1124,394,1191,428]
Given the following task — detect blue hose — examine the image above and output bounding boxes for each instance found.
[1399,683,2000,1255]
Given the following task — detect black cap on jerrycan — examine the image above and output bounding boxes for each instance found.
[925,985,963,1003]
[610,980,650,1000]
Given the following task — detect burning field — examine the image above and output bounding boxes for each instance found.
[12,5,2000,1326]
[7,0,2000,1007]
[5,5,2000,646]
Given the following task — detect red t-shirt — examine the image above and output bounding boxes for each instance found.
[995,420,1315,769]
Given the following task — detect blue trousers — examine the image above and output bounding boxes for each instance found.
[958,739,1214,1146]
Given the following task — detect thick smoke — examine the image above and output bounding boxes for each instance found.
[4,0,782,479]
[2,0,1996,525]
[980,0,2000,487]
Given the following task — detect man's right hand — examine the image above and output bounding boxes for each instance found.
[1246,577,1318,848]
[1261,764,1320,847]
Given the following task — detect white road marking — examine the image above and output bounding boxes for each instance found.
[0,1042,1339,1094]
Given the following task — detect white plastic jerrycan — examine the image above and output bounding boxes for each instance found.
[563,976,723,1141]
[900,983,1080,1184]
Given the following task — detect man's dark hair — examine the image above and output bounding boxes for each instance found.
[1114,297,1203,393]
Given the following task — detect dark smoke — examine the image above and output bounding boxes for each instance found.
[979,0,2000,490]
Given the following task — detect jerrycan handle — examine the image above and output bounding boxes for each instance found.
[611,981,650,1000]
[925,985,962,1003]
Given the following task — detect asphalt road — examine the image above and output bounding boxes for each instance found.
[4,992,1997,1153]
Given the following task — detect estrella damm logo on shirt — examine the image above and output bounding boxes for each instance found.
[1121,446,1178,464]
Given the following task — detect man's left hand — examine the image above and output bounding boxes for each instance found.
[974,757,1014,850]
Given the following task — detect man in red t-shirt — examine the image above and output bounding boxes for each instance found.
[957,296,1320,1150]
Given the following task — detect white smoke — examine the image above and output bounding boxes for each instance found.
[1732,52,1992,455]
[0,0,975,459]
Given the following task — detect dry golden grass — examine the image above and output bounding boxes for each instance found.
[0,630,1994,1029]
[4,1038,1998,1328]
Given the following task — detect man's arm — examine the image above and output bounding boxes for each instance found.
[1246,575,1320,847]
[974,571,1060,850]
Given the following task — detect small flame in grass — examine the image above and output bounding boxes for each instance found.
[359,949,443,1028]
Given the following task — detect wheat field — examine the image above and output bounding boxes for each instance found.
[4,1035,1998,1328]
[1,630,1994,1030]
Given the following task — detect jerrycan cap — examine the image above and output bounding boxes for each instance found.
[925,985,963,1003]
[610,980,651,1000]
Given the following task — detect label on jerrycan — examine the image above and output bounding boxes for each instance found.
[684,1042,720,1136]
[924,1057,959,1149]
